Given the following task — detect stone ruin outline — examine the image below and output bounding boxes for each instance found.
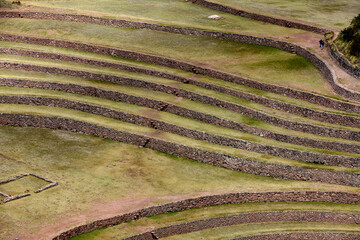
[0,173,58,203]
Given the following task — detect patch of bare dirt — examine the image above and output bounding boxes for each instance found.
[22,191,220,240]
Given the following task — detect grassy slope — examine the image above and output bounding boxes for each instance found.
[2,127,357,238]
[1,2,360,239]
[2,103,360,173]
[20,0,306,37]
[0,18,333,97]
[3,54,360,133]
[3,41,360,115]
[167,223,360,240]
[3,68,360,148]
[208,0,360,29]
[71,201,360,239]
[2,85,360,159]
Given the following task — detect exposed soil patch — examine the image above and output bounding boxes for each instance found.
[23,191,220,240]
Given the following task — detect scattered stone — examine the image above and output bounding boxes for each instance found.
[207,15,222,20]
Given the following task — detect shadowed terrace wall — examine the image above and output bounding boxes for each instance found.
[124,211,360,240]
[2,62,360,142]
[0,11,359,102]
[187,0,329,34]
[2,78,360,155]
[48,191,360,240]
[2,95,360,168]
[237,233,360,240]
[3,47,360,128]
[1,113,360,187]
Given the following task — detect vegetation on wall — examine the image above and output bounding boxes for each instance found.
[335,13,360,65]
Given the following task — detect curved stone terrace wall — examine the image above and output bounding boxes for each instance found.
[2,33,360,113]
[2,94,359,168]
[3,47,360,129]
[188,1,360,81]
[2,62,360,142]
[2,78,360,155]
[0,12,359,103]
[237,233,360,240]
[124,211,360,240]
[1,113,360,187]
[187,0,329,34]
[47,191,360,240]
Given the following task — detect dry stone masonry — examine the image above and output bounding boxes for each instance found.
[2,47,360,128]
[1,113,360,187]
[124,211,360,240]
[1,94,360,169]
[0,173,58,203]
[2,62,360,142]
[51,191,360,239]
[2,78,360,155]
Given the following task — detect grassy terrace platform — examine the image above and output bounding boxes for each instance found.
[69,201,360,239]
[199,0,360,29]
[3,54,360,134]
[0,18,333,96]
[1,1,360,239]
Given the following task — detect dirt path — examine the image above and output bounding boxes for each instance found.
[20,192,218,240]
[287,32,360,97]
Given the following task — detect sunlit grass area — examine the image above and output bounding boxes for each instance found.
[70,201,360,239]
[1,1,360,239]
[0,18,331,96]
[206,0,360,29]
[20,0,307,37]
[2,126,356,239]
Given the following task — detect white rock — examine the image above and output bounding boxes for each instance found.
[208,15,222,20]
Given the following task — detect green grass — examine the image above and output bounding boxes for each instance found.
[2,85,360,159]
[2,69,360,148]
[2,126,357,239]
[3,54,360,132]
[20,0,307,37]
[207,0,360,29]
[167,222,360,240]
[71,201,360,239]
[2,103,360,173]
[1,1,360,239]
[0,18,333,96]
[3,41,360,113]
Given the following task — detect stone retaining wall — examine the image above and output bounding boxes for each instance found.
[3,78,360,155]
[326,41,360,79]
[1,32,360,112]
[238,233,360,240]
[2,62,360,142]
[188,0,329,34]
[125,211,360,240]
[2,94,359,168]
[3,47,360,128]
[50,191,360,239]
[1,113,360,187]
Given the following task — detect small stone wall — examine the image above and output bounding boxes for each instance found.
[1,32,360,112]
[125,211,360,240]
[326,41,360,79]
[0,173,57,203]
[188,0,329,34]
[2,78,360,155]
[2,62,360,142]
[1,113,360,188]
[50,191,360,240]
[1,94,359,168]
[3,47,360,128]
[238,233,360,240]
